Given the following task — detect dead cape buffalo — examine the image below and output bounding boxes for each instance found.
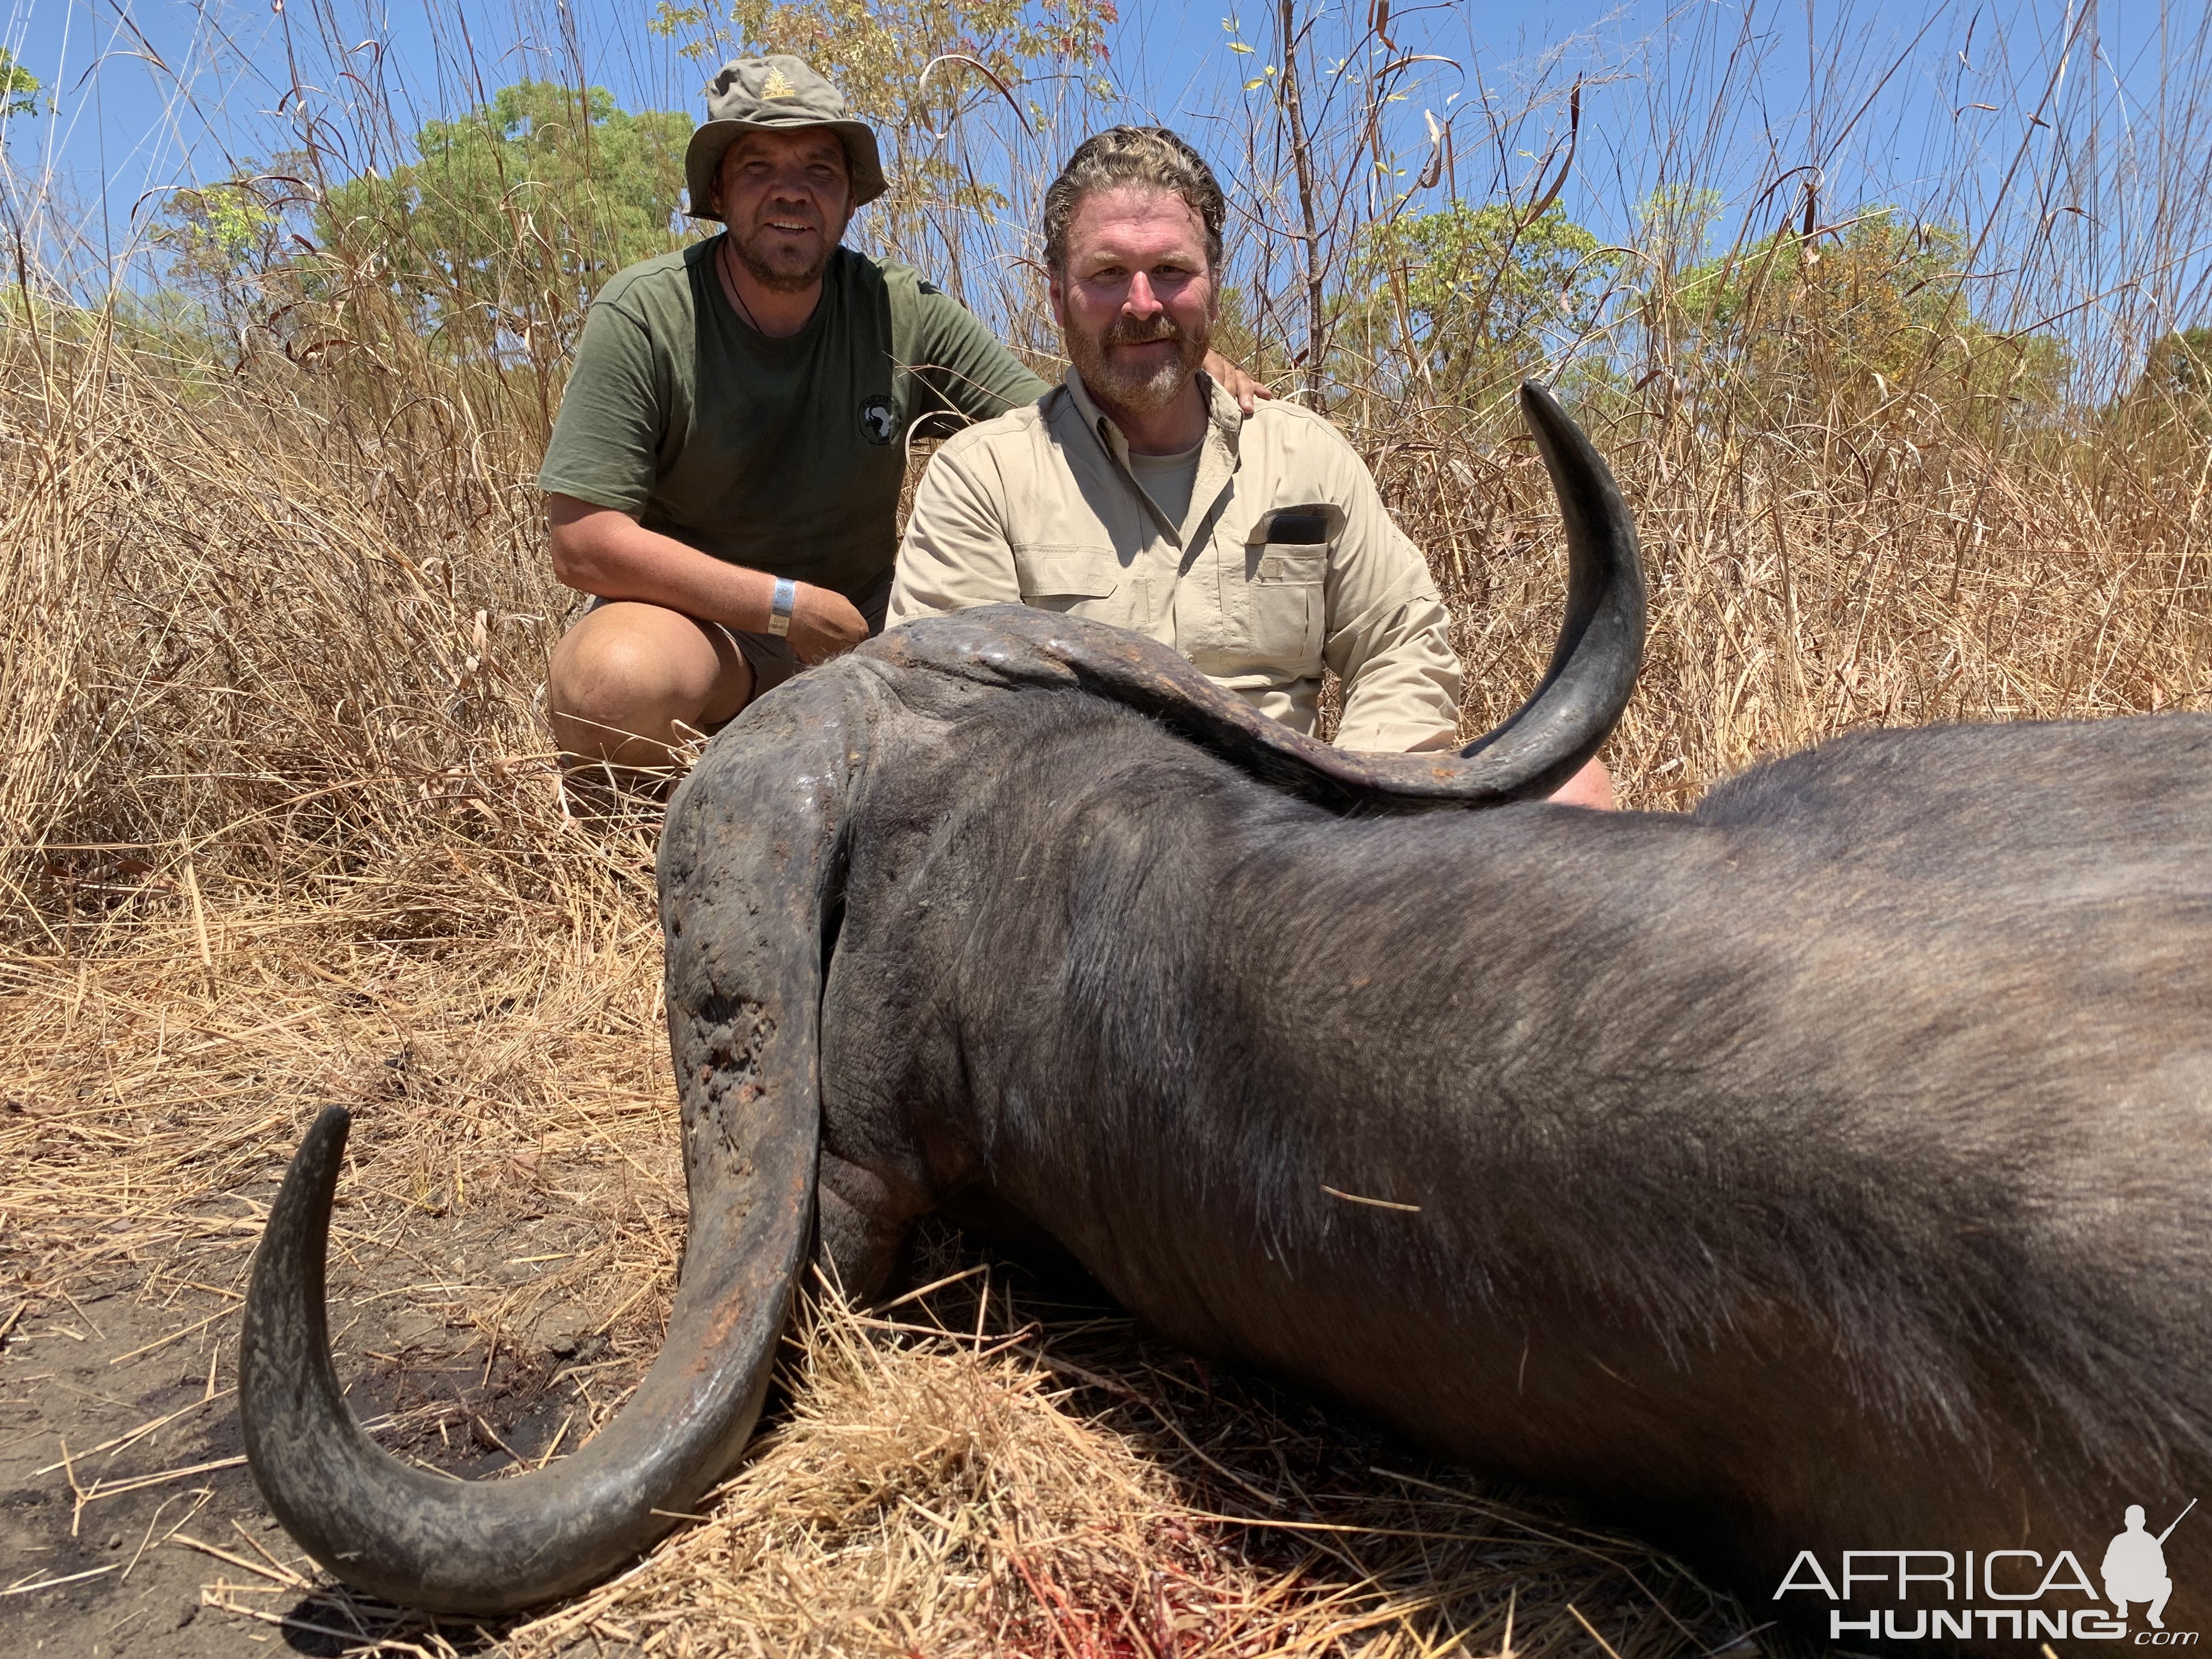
[241,385,2212,1646]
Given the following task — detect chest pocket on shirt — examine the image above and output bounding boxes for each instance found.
[1013,545,1122,617]
[1229,504,1345,669]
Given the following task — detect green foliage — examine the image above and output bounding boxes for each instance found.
[314,82,691,362]
[1,47,40,122]
[649,0,1113,276]
[1205,283,1295,392]
[1664,208,2069,430]
[151,167,295,345]
[1637,185,1722,278]
[2106,325,2212,449]
[1346,204,1618,408]
[2127,325,2212,403]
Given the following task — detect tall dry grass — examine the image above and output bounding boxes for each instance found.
[3,1,2211,1653]
[1426,388,2212,807]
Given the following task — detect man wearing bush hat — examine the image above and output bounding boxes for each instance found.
[539,56,1266,778]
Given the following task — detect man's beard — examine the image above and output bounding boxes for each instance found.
[730,217,839,294]
[1066,313,1210,415]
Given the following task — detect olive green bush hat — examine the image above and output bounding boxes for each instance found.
[683,55,888,219]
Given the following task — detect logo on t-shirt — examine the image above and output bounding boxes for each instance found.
[859,394,900,445]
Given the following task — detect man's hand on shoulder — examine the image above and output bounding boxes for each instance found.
[788,583,870,664]
[1202,349,1274,416]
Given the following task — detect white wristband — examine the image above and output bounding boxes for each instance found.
[767,577,796,637]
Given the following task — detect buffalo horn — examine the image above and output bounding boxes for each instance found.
[236,678,856,1613]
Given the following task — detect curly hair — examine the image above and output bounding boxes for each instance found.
[1041,126,1227,274]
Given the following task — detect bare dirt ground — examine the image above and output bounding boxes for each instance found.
[0,1192,628,1658]
[0,924,683,1657]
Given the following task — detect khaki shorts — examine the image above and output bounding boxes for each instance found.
[585,568,894,705]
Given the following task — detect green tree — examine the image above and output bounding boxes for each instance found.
[151,166,295,345]
[1,48,45,243]
[313,81,691,365]
[1637,184,1722,282]
[0,47,38,121]
[2125,325,2212,404]
[2106,325,2212,448]
[1667,208,2069,431]
[1205,283,1295,396]
[1347,204,1618,409]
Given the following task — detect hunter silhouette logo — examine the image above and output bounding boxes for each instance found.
[2108,1500,2194,1630]
[1774,1499,2199,1642]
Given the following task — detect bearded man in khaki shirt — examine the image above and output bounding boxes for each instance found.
[889,127,1612,799]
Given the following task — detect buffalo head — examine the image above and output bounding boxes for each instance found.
[239,383,1646,1613]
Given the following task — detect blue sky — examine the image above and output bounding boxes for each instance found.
[0,0,2108,250]
[4,2,2205,383]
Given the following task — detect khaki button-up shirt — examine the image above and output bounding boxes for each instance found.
[887,369,1463,752]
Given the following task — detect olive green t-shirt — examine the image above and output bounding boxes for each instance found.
[538,240,1051,604]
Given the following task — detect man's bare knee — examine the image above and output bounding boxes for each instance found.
[1549,755,1615,810]
[548,603,746,768]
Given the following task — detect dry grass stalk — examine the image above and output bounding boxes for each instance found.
[495,1268,1739,1659]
